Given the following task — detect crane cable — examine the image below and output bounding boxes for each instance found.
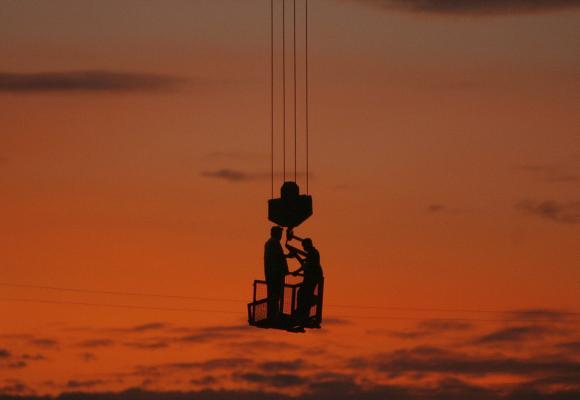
[305,0,309,194]
[271,0,309,193]
[282,0,286,182]
[270,0,275,199]
[293,0,297,182]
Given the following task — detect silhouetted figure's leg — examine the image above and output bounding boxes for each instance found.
[296,285,305,321]
[267,280,282,321]
[296,281,315,324]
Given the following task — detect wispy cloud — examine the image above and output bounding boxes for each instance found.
[516,199,580,224]
[508,308,575,321]
[354,0,580,16]
[28,338,59,349]
[112,323,168,334]
[555,341,580,353]
[201,168,308,183]
[133,357,253,378]
[348,345,580,377]
[370,319,473,339]
[65,380,105,389]
[201,169,260,182]
[2,382,580,400]
[233,372,307,388]
[0,380,32,396]
[257,359,308,372]
[472,325,554,345]
[77,339,115,348]
[0,71,184,93]
[122,340,169,350]
[175,325,250,344]
[0,348,46,371]
[426,204,468,215]
[79,352,97,362]
[518,164,579,184]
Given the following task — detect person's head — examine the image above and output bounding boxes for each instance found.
[270,226,283,241]
[302,238,314,252]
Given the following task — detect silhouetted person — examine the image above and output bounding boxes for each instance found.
[264,226,290,322]
[286,235,323,326]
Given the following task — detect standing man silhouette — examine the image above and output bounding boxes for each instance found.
[264,226,290,322]
[287,235,324,327]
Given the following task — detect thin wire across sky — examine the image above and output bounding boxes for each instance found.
[1,282,578,323]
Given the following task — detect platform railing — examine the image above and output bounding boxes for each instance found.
[248,277,324,328]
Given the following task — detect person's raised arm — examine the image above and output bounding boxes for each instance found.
[285,243,307,257]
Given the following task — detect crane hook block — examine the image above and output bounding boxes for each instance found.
[268,181,313,228]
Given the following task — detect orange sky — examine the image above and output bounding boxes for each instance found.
[0,1,579,398]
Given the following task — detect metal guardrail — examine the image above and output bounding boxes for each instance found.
[247,277,324,329]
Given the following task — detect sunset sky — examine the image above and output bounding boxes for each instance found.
[1,1,579,399]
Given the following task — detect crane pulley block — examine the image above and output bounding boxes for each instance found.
[268,181,312,228]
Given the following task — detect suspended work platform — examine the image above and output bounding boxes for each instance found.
[247,277,324,332]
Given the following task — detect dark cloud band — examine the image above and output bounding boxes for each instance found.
[0,71,183,93]
[516,199,580,224]
[356,0,580,16]
[201,169,308,183]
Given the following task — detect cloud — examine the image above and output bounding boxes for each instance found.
[234,372,307,388]
[77,339,115,348]
[79,352,97,362]
[134,358,254,378]
[555,341,580,353]
[322,318,352,326]
[516,200,580,224]
[354,0,580,16]
[257,359,307,372]
[508,308,575,321]
[418,319,473,331]
[201,169,256,182]
[225,339,299,352]
[123,341,169,350]
[306,373,360,396]
[0,389,292,400]
[201,169,308,183]
[65,380,105,389]
[233,370,361,394]
[0,380,32,396]
[426,204,469,215]
[0,349,45,370]
[4,361,27,369]
[348,345,580,377]
[20,354,46,361]
[28,338,59,349]
[518,164,579,184]
[71,324,251,354]
[175,325,249,343]
[427,204,447,213]
[2,383,576,400]
[372,319,473,339]
[189,376,218,386]
[112,323,168,333]
[0,71,183,93]
[472,325,553,345]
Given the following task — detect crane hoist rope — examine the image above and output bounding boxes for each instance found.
[268,0,312,230]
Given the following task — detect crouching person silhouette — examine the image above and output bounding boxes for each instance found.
[264,226,292,323]
[286,234,324,327]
